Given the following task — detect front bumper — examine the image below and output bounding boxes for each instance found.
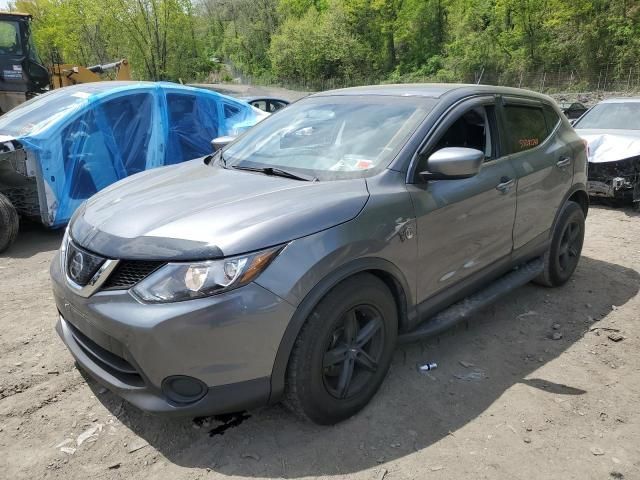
[51,252,296,416]
[587,158,640,202]
[587,178,636,200]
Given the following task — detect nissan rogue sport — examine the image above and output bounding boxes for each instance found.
[51,84,588,425]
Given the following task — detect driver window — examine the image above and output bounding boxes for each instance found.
[416,105,495,175]
[434,106,493,159]
[0,21,22,55]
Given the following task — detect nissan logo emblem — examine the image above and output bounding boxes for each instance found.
[69,251,84,280]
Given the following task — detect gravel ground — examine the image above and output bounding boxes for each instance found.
[0,205,639,480]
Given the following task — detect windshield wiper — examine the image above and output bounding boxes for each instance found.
[231,165,318,182]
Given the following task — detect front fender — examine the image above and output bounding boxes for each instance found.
[256,170,418,403]
[264,255,413,403]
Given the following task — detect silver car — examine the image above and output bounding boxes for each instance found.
[574,98,640,207]
[51,84,588,424]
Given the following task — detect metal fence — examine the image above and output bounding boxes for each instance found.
[225,63,640,94]
[474,66,640,93]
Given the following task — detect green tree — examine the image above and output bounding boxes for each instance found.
[15,0,208,81]
[269,4,372,85]
[14,0,640,88]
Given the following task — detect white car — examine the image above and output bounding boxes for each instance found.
[574,98,640,207]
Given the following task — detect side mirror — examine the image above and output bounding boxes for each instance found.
[211,135,236,152]
[420,147,484,180]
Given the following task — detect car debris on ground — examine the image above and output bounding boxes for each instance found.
[417,362,438,373]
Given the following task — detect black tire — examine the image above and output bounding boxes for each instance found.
[534,201,585,287]
[0,193,19,254]
[284,273,398,425]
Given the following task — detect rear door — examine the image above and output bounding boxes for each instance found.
[500,99,572,249]
[408,96,517,305]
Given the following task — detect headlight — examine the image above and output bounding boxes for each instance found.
[60,226,70,252]
[131,245,284,303]
[59,227,70,271]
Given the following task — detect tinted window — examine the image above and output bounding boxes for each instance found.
[543,105,560,133]
[503,105,547,153]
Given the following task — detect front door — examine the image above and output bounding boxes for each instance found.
[407,97,517,307]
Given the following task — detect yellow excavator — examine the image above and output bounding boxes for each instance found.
[0,11,131,113]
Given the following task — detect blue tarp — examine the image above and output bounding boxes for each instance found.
[0,82,263,227]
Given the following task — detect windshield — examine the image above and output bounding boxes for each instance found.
[0,20,22,55]
[575,102,640,130]
[0,88,88,136]
[222,95,435,180]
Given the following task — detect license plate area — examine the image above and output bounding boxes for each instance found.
[58,298,128,360]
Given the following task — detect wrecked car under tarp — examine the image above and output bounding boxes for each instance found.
[0,82,265,250]
[574,99,640,207]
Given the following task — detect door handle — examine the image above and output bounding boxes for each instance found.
[495,177,515,193]
[556,156,572,168]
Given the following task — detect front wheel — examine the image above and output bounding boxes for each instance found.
[0,193,19,253]
[534,201,585,287]
[284,273,397,424]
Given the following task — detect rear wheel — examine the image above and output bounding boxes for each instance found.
[0,193,19,253]
[284,273,397,424]
[534,201,585,287]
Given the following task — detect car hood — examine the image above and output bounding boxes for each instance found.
[577,129,640,163]
[70,158,370,260]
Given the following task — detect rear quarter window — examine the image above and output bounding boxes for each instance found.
[503,105,548,154]
[543,105,561,133]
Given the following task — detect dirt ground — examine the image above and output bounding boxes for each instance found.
[0,204,639,480]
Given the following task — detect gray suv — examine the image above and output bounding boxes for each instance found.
[51,84,588,425]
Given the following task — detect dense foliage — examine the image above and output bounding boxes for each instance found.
[12,0,640,88]
[14,0,213,81]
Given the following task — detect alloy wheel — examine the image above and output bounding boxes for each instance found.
[558,220,582,273]
[322,305,385,399]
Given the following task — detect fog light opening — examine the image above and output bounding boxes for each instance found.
[162,376,207,404]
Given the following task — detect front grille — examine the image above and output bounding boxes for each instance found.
[589,156,640,182]
[66,242,105,286]
[103,260,165,290]
[66,318,144,387]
